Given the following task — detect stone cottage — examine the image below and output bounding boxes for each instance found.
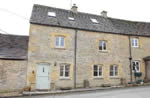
[27,4,150,90]
[0,34,28,92]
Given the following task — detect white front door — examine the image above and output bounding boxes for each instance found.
[36,63,50,89]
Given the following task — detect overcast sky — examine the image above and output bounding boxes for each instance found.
[0,0,150,35]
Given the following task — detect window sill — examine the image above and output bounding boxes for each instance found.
[132,46,139,48]
[94,77,104,79]
[54,47,66,50]
[59,77,71,80]
[132,71,141,73]
[110,76,119,79]
[98,50,108,53]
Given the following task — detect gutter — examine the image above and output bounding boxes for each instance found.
[30,22,150,38]
[74,29,77,89]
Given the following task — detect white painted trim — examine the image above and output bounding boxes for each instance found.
[99,40,107,51]
[132,61,140,72]
[110,65,118,77]
[131,38,139,48]
[93,65,103,77]
[60,64,70,78]
[55,36,65,48]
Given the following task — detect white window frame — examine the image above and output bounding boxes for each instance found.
[90,18,99,23]
[93,65,103,78]
[132,38,139,47]
[110,65,118,77]
[48,12,56,17]
[55,36,65,48]
[99,40,107,51]
[132,61,140,72]
[60,65,70,78]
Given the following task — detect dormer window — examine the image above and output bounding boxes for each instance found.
[48,12,56,17]
[90,18,98,23]
[68,17,74,21]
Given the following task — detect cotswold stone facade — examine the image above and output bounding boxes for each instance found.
[0,60,27,92]
[27,4,150,90]
[0,34,28,92]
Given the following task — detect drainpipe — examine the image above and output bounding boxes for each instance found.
[74,29,77,89]
[128,35,133,83]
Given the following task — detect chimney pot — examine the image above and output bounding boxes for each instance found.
[71,4,78,12]
[101,10,107,18]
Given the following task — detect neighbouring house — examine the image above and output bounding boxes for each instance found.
[0,34,28,92]
[27,4,150,90]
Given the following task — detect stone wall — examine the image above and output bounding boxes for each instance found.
[0,60,27,92]
[28,24,149,89]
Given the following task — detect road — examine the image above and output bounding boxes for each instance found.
[16,86,150,98]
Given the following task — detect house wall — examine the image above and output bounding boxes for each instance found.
[27,24,75,90]
[27,24,149,90]
[0,60,27,92]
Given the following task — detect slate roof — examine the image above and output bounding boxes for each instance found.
[30,4,150,36]
[0,34,29,60]
[143,56,150,61]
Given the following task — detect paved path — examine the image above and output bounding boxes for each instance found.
[16,86,150,98]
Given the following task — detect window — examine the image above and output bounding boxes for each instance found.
[48,12,56,17]
[90,18,98,23]
[93,65,103,77]
[110,65,118,77]
[132,61,140,72]
[68,17,75,21]
[55,36,65,48]
[60,64,70,78]
[99,41,107,51]
[132,38,139,47]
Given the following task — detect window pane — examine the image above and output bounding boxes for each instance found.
[110,66,113,71]
[60,66,64,76]
[65,65,69,71]
[94,72,98,76]
[94,65,98,71]
[60,66,64,71]
[103,42,106,50]
[136,62,140,72]
[132,62,136,70]
[60,72,63,76]
[110,66,113,76]
[65,72,69,77]
[99,41,103,50]
[115,66,118,76]
[99,66,102,76]
[55,37,59,46]
[135,39,138,46]
[132,39,134,46]
[61,37,65,47]
[110,72,113,76]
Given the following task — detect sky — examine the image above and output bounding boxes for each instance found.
[0,0,150,35]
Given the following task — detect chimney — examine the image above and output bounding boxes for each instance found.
[101,10,107,18]
[71,4,78,12]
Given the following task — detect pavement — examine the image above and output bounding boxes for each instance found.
[15,85,150,98]
[1,83,150,98]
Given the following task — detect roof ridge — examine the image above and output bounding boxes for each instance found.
[34,4,150,24]
[0,33,29,37]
